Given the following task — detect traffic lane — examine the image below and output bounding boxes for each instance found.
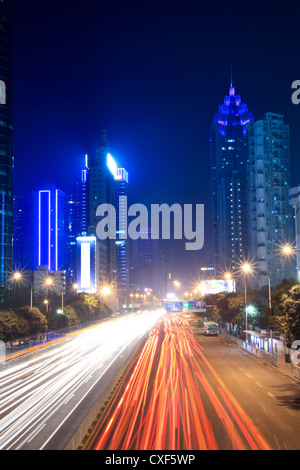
[40,336,146,450]
[90,316,271,450]
[194,331,300,450]
[0,311,162,450]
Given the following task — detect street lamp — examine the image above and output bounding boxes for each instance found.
[102,286,111,296]
[282,244,293,255]
[12,271,34,308]
[13,272,22,281]
[242,263,253,342]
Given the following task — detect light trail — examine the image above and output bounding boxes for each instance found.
[90,314,272,450]
[0,310,162,450]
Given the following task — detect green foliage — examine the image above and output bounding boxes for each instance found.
[14,306,48,335]
[65,293,113,324]
[0,310,38,342]
[0,290,116,343]
[268,279,300,342]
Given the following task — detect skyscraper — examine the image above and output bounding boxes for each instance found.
[289,186,300,283]
[33,185,69,273]
[248,113,295,288]
[80,154,89,236]
[129,230,160,294]
[0,0,13,285]
[211,79,253,276]
[115,168,129,299]
[88,130,116,287]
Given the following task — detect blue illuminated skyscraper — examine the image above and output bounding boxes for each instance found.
[0,0,13,285]
[33,185,69,273]
[248,113,295,288]
[211,79,253,275]
[88,130,116,287]
[115,168,129,299]
[80,154,89,235]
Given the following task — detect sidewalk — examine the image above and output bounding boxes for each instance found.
[221,330,300,382]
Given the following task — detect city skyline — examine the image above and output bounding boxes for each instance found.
[10,0,300,283]
[3,0,300,454]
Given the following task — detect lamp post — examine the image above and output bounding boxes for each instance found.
[242,263,252,343]
[13,271,34,308]
[267,273,274,356]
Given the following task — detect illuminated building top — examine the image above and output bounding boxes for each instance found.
[213,81,253,128]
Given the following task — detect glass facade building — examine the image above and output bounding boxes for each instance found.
[248,113,295,288]
[33,185,69,273]
[88,130,116,287]
[0,0,13,285]
[211,82,253,276]
[115,168,129,298]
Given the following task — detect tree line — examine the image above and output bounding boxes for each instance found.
[0,287,113,343]
[204,278,300,343]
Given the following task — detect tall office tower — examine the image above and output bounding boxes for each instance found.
[0,0,13,285]
[67,195,80,284]
[33,185,69,273]
[129,231,160,294]
[289,186,300,282]
[115,168,129,300]
[248,113,295,288]
[79,154,89,235]
[13,196,32,270]
[88,130,116,287]
[211,80,253,277]
[67,155,89,283]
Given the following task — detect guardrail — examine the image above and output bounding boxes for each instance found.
[292,364,300,381]
[222,330,278,366]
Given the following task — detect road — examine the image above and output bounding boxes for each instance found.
[0,310,162,450]
[194,323,300,450]
[87,314,300,450]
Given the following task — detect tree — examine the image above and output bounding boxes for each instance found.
[270,282,300,342]
[14,306,48,336]
[0,310,29,342]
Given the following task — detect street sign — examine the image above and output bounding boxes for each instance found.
[165,302,183,313]
[183,301,206,313]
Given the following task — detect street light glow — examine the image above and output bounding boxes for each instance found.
[101,286,111,296]
[45,277,53,286]
[282,244,293,255]
[242,264,252,273]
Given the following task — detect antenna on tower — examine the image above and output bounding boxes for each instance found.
[230,66,233,88]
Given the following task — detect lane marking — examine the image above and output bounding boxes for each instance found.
[27,424,47,443]
[64,393,75,405]
[254,381,263,388]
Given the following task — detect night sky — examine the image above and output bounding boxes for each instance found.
[12,0,300,283]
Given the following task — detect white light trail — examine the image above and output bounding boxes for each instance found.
[0,310,163,450]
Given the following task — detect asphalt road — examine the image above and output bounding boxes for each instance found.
[88,314,300,451]
[193,325,300,450]
[0,310,162,450]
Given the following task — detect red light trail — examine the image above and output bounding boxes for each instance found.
[89,314,271,450]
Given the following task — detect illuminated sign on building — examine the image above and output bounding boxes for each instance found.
[36,186,69,272]
[107,153,117,177]
[198,279,236,295]
[76,236,97,293]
